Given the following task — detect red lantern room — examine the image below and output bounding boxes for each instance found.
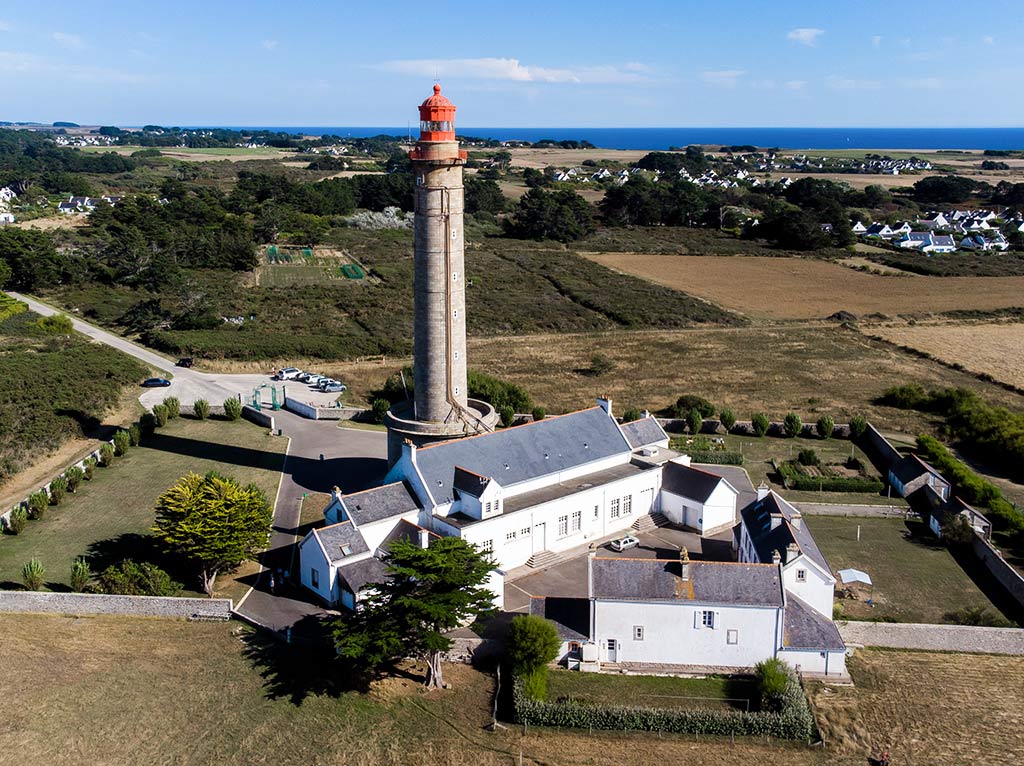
[418,84,456,142]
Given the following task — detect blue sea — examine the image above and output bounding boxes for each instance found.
[201,126,1024,151]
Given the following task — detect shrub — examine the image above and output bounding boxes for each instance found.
[99,443,114,466]
[163,396,180,419]
[152,404,169,427]
[589,353,616,376]
[22,558,45,591]
[113,429,131,457]
[139,412,157,432]
[36,313,73,334]
[193,399,210,420]
[683,450,743,465]
[943,605,1012,628]
[719,408,736,431]
[223,397,242,421]
[8,507,27,534]
[48,476,67,505]
[815,415,834,440]
[849,414,868,439]
[685,408,703,434]
[797,448,819,467]
[755,658,791,712]
[752,412,769,437]
[65,466,84,492]
[507,615,561,701]
[783,412,802,438]
[70,558,92,592]
[97,559,181,597]
[499,404,516,427]
[28,490,48,519]
[371,398,391,424]
[531,406,547,422]
[82,457,96,480]
[468,369,532,412]
[128,423,141,446]
[675,394,715,418]
[620,407,641,423]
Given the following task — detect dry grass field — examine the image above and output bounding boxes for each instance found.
[583,254,1024,319]
[867,321,1024,390]
[505,146,649,168]
[811,648,1024,764]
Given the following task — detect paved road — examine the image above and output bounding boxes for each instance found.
[7,291,341,410]
[235,412,389,633]
[838,620,1024,655]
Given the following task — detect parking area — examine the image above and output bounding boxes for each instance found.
[503,526,736,612]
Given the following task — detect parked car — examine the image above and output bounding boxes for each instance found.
[304,374,325,386]
[609,535,639,552]
[322,383,346,393]
[141,378,172,388]
[316,378,340,389]
[274,367,301,380]
[297,372,320,383]
[176,357,194,368]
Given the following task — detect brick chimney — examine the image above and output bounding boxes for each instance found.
[679,547,690,581]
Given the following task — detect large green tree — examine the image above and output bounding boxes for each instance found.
[152,471,272,595]
[333,537,495,689]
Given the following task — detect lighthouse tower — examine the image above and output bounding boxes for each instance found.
[384,85,498,464]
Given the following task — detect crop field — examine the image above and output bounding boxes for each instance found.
[583,254,1024,319]
[810,648,1024,763]
[806,517,1014,624]
[256,247,374,287]
[866,321,1024,390]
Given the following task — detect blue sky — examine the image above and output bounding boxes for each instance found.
[0,0,1020,127]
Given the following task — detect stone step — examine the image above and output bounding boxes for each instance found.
[526,550,560,569]
[632,512,669,533]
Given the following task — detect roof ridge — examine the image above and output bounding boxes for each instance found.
[341,480,407,499]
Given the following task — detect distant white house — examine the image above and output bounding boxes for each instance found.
[888,454,950,501]
[851,221,868,235]
[863,223,894,239]
[0,212,14,225]
[0,187,16,204]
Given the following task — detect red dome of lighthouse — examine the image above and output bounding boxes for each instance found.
[418,84,457,142]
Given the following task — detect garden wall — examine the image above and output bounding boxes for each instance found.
[0,591,232,620]
[860,423,902,473]
[971,533,1024,610]
[283,398,366,421]
[242,405,275,430]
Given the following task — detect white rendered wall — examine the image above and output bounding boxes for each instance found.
[593,600,782,668]
[779,648,847,677]
[298,535,338,606]
[781,557,834,617]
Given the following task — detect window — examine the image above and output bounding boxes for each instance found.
[633,625,644,641]
[700,610,715,629]
[593,504,600,520]
[506,530,517,542]
[521,527,531,537]
[623,495,632,515]
[420,119,453,133]
[610,498,620,519]
[310,568,319,588]
[571,509,582,532]
[606,638,616,650]
[558,514,569,538]
[480,539,493,553]
[796,569,807,583]
[484,501,492,515]
[727,629,738,645]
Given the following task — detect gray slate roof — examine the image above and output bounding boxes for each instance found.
[889,454,946,488]
[694,464,757,510]
[315,521,370,563]
[453,466,491,497]
[590,557,783,607]
[661,462,732,503]
[620,416,668,449]
[783,594,845,650]
[343,481,420,526]
[530,596,589,641]
[337,556,388,595]
[739,492,831,574]
[415,407,630,504]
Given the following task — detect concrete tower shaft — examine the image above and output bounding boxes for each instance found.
[412,158,468,422]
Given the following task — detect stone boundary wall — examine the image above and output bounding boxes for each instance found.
[972,532,1024,608]
[0,591,233,620]
[838,620,1024,655]
[0,436,117,531]
[242,404,275,430]
[283,397,367,421]
[861,423,903,471]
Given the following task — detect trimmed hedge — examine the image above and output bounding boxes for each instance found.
[776,461,883,493]
[685,450,744,466]
[512,672,815,740]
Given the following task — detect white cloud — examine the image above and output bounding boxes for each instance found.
[52,31,85,50]
[0,49,146,84]
[373,57,651,84]
[701,69,745,87]
[261,39,278,51]
[785,80,807,90]
[787,28,824,47]
[826,75,882,91]
[871,35,882,48]
[982,35,995,45]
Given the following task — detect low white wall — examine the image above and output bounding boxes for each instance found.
[0,591,232,619]
[242,405,275,430]
[283,397,366,421]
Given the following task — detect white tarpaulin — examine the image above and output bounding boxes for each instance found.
[838,568,872,586]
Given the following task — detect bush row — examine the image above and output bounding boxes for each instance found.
[682,450,744,466]
[512,674,815,741]
[776,461,884,494]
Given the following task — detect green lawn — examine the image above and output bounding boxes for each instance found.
[0,417,286,596]
[806,516,1015,625]
[546,669,756,712]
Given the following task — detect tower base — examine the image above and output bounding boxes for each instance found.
[384,399,499,467]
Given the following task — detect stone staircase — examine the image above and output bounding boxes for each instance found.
[525,550,560,569]
[632,511,669,533]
